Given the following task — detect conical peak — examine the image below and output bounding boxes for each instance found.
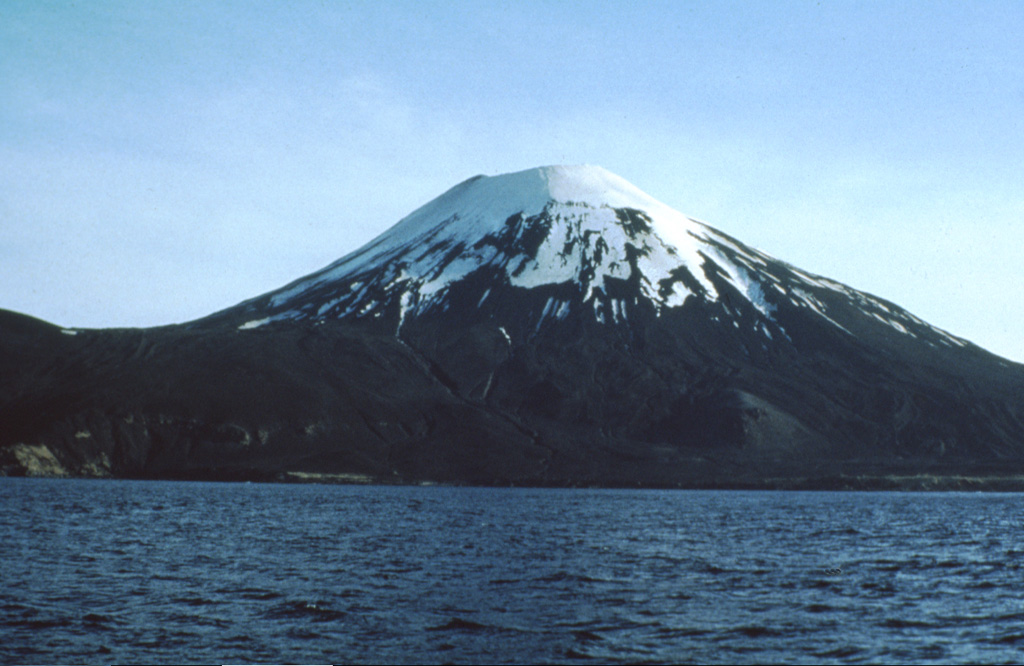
[225,165,971,357]
[251,164,723,322]
[257,165,713,316]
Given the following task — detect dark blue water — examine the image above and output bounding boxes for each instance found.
[3,479,1024,664]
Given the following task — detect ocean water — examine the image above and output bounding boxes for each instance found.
[3,479,1024,664]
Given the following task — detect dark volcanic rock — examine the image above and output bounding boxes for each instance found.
[4,165,1024,488]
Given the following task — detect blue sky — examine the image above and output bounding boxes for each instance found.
[2,1,1022,361]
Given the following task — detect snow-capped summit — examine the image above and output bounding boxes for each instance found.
[257,164,711,317]
[218,165,970,354]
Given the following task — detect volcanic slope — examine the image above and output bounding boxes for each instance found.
[4,165,1024,487]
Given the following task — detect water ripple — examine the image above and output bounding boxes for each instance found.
[5,479,1024,664]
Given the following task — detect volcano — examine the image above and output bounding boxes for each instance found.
[3,165,1024,488]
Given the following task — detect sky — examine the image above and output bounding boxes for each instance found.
[2,1,1022,361]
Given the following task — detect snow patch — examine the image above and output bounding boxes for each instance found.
[397,291,414,333]
[792,268,850,294]
[869,311,911,335]
[238,318,271,330]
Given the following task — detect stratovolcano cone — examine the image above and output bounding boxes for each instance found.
[4,165,1024,488]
